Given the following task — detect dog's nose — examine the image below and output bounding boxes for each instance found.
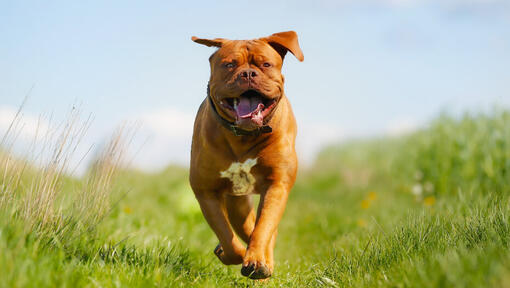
[239,69,258,80]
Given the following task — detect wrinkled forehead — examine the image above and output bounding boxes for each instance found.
[212,40,281,64]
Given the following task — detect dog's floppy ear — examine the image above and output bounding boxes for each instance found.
[261,31,304,62]
[191,36,226,47]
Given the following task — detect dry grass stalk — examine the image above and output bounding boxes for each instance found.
[0,104,131,241]
[75,124,132,228]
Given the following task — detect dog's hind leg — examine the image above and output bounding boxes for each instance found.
[194,191,245,265]
[226,194,256,244]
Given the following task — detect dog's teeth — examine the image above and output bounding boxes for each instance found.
[220,101,223,105]
[233,99,238,109]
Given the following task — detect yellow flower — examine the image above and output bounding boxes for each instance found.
[360,192,377,209]
[123,206,133,214]
[357,219,367,227]
[423,196,436,207]
[361,199,371,209]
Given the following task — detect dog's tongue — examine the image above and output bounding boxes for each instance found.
[236,97,264,118]
[235,95,265,126]
[236,97,256,117]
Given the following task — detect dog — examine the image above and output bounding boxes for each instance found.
[189,31,303,279]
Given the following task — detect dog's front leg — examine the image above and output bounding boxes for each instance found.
[194,191,246,265]
[241,183,289,279]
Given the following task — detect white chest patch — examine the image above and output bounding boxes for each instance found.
[220,158,258,195]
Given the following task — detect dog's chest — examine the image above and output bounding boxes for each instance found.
[220,158,258,195]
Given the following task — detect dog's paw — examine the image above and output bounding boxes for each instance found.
[213,244,243,265]
[241,251,272,279]
[241,261,272,279]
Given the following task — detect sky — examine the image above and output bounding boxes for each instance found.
[1,0,509,172]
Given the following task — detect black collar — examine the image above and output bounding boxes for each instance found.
[207,85,272,137]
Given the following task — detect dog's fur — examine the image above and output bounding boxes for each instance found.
[190,31,303,279]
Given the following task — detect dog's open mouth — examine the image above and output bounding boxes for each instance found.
[220,90,277,126]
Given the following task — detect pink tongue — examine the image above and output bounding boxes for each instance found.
[236,97,264,118]
[236,97,254,116]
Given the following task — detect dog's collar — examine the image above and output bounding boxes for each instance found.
[207,85,272,137]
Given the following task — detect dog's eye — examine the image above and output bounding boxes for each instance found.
[263,62,271,68]
[225,62,235,68]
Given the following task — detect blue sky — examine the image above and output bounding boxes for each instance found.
[1,0,509,170]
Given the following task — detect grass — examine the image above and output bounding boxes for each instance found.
[1,109,510,287]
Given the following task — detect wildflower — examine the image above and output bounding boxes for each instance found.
[361,199,371,209]
[424,181,434,193]
[357,219,367,227]
[367,191,377,201]
[123,206,132,214]
[412,184,423,196]
[423,196,436,207]
[360,191,377,209]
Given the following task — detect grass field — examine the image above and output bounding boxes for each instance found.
[1,110,510,287]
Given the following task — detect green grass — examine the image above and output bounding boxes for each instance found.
[1,110,510,287]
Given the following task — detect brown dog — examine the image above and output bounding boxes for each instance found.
[189,31,303,279]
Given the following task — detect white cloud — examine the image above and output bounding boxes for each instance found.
[296,121,345,166]
[128,107,195,171]
[0,106,50,142]
[0,106,93,176]
[137,108,195,139]
[385,117,420,136]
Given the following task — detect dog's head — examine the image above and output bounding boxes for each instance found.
[192,31,303,131]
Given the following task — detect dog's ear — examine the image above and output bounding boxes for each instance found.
[261,31,304,62]
[191,36,226,47]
